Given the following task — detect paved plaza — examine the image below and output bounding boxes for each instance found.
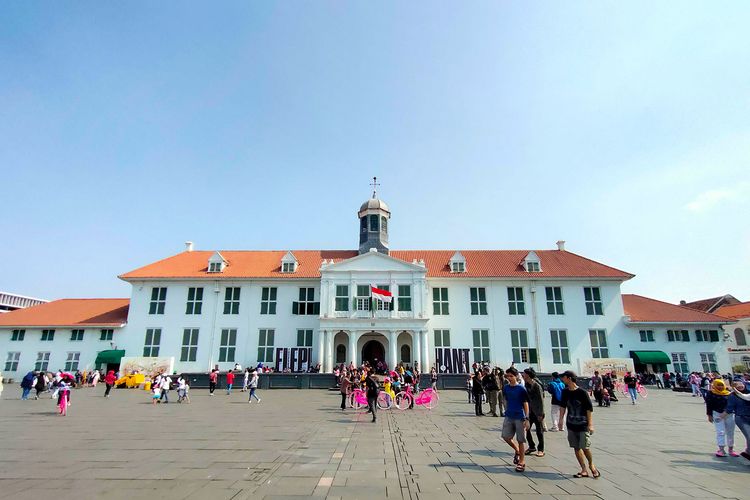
[0,385,748,500]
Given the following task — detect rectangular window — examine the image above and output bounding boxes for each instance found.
[335,285,349,312]
[589,329,608,358]
[639,330,655,342]
[297,329,313,347]
[208,261,223,273]
[397,285,412,312]
[70,329,84,341]
[282,262,296,273]
[11,329,25,341]
[470,287,488,315]
[434,329,451,347]
[584,287,603,315]
[507,287,525,315]
[5,352,20,371]
[526,261,541,273]
[451,261,465,273]
[545,287,564,315]
[667,329,690,342]
[432,288,449,315]
[223,287,240,315]
[700,352,718,372]
[261,287,277,315]
[181,328,199,362]
[671,352,689,373]
[257,329,274,363]
[143,328,161,357]
[550,329,570,364]
[149,287,167,315]
[356,285,371,311]
[100,329,114,341]
[219,328,237,362]
[293,287,320,315]
[41,329,55,341]
[696,330,719,342]
[511,329,539,363]
[35,352,50,371]
[186,287,203,315]
[375,284,391,311]
[472,329,490,363]
[64,352,80,372]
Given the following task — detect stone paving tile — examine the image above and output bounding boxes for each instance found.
[2,387,750,499]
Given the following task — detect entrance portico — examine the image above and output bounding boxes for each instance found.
[317,327,429,373]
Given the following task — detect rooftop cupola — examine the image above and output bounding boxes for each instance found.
[358,176,391,255]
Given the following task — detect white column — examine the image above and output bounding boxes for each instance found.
[389,331,398,369]
[317,329,325,367]
[413,330,422,372]
[348,331,358,366]
[324,330,333,373]
[421,330,430,372]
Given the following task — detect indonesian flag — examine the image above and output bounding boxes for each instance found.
[371,285,393,303]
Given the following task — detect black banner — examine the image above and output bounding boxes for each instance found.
[274,347,312,372]
[435,348,471,373]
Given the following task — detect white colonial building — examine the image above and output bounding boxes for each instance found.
[0,192,736,377]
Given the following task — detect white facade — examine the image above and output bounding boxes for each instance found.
[723,317,750,370]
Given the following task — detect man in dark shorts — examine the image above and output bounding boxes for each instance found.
[559,370,600,478]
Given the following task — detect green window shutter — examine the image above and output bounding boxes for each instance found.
[313,302,320,315]
[292,302,298,315]
[529,349,538,364]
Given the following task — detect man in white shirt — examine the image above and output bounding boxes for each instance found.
[159,373,172,403]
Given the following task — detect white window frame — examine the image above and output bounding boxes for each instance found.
[64,352,80,372]
[11,329,25,341]
[700,352,718,372]
[149,287,167,315]
[470,287,488,315]
[41,329,55,341]
[584,287,603,315]
[100,329,114,341]
[356,285,371,311]
[70,329,84,341]
[224,287,241,315]
[397,285,412,312]
[434,329,450,348]
[589,329,609,358]
[334,285,349,312]
[261,287,277,315]
[432,288,449,315]
[297,329,313,347]
[282,262,296,273]
[525,261,541,273]
[35,351,51,371]
[639,330,655,342]
[257,329,274,363]
[550,329,570,364]
[472,329,490,363]
[545,287,564,315]
[507,287,525,315]
[671,352,689,373]
[667,329,690,342]
[186,287,203,315]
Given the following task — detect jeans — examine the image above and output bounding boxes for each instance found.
[628,387,637,403]
[248,387,260,402]
[526,411,544,451]
[466,388,473,403]
[226,384,233,395]
[691,383,700,396]
[21,387,31,400]
[474,394,484,415]
[713,411,735,448]
[160,389,169,403]
[735,415,750,453]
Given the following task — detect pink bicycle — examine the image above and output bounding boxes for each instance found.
[394,386,439,410]
[348,388,392,410]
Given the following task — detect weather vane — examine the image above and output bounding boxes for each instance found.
[370,176,380,198]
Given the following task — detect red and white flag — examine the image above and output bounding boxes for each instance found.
[370,285,393,303]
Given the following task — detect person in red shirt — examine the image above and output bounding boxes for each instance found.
[209,369,218,396]
[104,370,117,398]
[226,370,235,395]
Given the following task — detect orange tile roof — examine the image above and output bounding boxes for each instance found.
[0,299,129,328]
[119,250,634,280]
[681,295,740,312]
[714,302,750,319]
[623,294,730,324]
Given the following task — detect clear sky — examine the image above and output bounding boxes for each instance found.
[2,2,749,304]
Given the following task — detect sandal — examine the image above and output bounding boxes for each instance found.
[515,463,526,472]
[591,468,601,479]
[536,451,545,457]
[513,453,519,465]
[573,472,589,478]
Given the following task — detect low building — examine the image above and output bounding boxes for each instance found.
[621,294,734,375]
[0,299,129,377]
[713,302,750,371]
[0,291,47,313]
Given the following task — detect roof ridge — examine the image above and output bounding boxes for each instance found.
[559,250,635,279]
[625,294,730,321]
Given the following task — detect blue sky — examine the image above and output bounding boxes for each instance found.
[2,2,749,303]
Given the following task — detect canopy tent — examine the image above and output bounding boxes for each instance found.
[630,351,671,365]
[95,350,126,366]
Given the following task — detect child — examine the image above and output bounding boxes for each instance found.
[706,379,737,457]
[152,385,161,405]
[383,377,395,404]
[602,388,611,407]
[177,375,188,403]
[57,380,71,412]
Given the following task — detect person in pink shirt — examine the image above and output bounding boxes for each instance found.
[209,369,218,396]
[226,370,235,395]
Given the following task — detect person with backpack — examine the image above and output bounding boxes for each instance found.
[472,370,486,416]
[547,372,565,431]
[482,366,501,417]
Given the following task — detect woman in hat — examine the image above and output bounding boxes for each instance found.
[705,379,737,457]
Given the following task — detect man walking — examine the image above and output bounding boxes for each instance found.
[209,369,218,395]
[159,372,172,404]
[624,372,638,404]
[365,371,379,423]
[501,367,530,472]
[590,371,603,407]
[522,368,545,457]
[226,369,235,395]
[559,370,599,478]
[483,366,501,417]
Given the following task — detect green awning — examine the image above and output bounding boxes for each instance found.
[95,350,126,365]
[630,351,671,365]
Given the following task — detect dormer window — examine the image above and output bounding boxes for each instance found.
[207,251,227,273]
[281,251,298,273]
[449,251,466,273]
[522,251,542,273]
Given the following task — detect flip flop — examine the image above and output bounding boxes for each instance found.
[515,463,526,472]
[513,453,519,465]
[536,451,545,457]
[573,472,589,478]
[591,469,601,479]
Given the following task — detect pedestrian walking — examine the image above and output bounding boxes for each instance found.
[590,371,603,406]
[624,372,638,404]
[226,370,235,395]
[729,381,750,461]
[430,367,438,391]
[20,371,34,400]
[472,371,485,416]
[482,366,501,417]
[559,370,599,478]
[501,367,530,472]
[465,374,473,403]
[159,373,172,403]
[547,372,565,431]
[34,372,47,400]
[104,370,116,397]
[365,371,379,423]
[247,368,261,403]
[522,368,545,457]
[209,369,218,395]
[706,379,737,457]
[243,368,251,392]
[340,373,351,410]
